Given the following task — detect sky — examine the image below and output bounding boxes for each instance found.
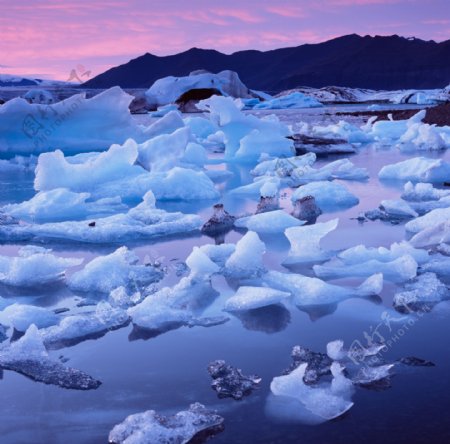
[0,0,449,80]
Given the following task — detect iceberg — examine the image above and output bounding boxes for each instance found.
[0,192,202,243]
[263,271,383,306]
[253,92,322,109]
[0,246,82,287]
[405,207,450,233]
[379,157,450,183]
[402,181,450,201]
[224,232,266,279]
[409,220,450,248]
[145,70,254,108]
[197,96,294,161]
[314,255,418,283]
[2,188,125,223]
[234,210,305,233]
[137,127,190,172]
[338,241,429,265]
[291,181,359,211]
[283,219,338,265]
[224,286,291,311]
[41,302,129,349]
[69,246,163,294]
[0,304,58,331]
[108,402,224,444]
[0,87,149,155]
[251,153,316,178]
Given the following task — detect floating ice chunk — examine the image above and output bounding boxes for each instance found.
[410,220,450,248]
[0,247,82,287]
[0,195,202,244]
[314,255,417,283]
[327,340,346,361]
[393,273,449,312]
[145,69,252,107]
[270,362,354,421]
[234,210,304,234]
[198,243,236,267]
[0,304,58,331]
[23,89,54,104]
[137,127,190,172]
[263,271,382,306]
[41,302,129,349]
[251,153,316,178]
[289,159,368,186]
[379,199,418,218]
[352,364,395,386]
[402,182,450,201]
[230,176,281,197]
[338,241,429,265]
[2,188,125,222]
[182,142,207,166]
[0,325,101,389]
[224,232,266,279]
[69,247,162,294]
[143,110,184,139]
[108,402,224,444]
[197,96,293,160]
[283,219,338,265]
[291,181,359,211]
[405,207,450,233]
[260,180,279,198]
[183,116,217,140]
[236,128,294,161]
[224,286,291,311]
[378,157,450,183]
[421,255,450,277]
[0,87,148,155]
[185,247,220,277]
[149,104,179,118]
[146,167,219,201]
[35,140,144,193]
[208,360,261,400]
[108,286,143,308]
[254,92,322,109]
[128,274,219,332]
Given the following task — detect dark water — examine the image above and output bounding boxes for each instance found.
[0,110,449,443]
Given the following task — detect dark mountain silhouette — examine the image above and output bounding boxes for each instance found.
[83,34,450,92]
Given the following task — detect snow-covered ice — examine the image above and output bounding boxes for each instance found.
[224,286,291,311]
[234,210,305,233]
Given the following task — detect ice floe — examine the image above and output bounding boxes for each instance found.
[108,402,224,444]
[0,246,82,287]
[69,246,163,294]
[234,210,304,233]
[224,286,291,311]
[283,219,338,265]
[314,255,417,283]
[379,157,450,183]
[291,181,359,211]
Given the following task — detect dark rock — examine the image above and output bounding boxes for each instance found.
[285,345,333,384]
[207,360,261,400]
[201,204,235,236]
[88,221,96,227]
[397,356,435,367]
[292,195,322,223]
[256,196,279,214]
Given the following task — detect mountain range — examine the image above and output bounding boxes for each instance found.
[83,34,450,93]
